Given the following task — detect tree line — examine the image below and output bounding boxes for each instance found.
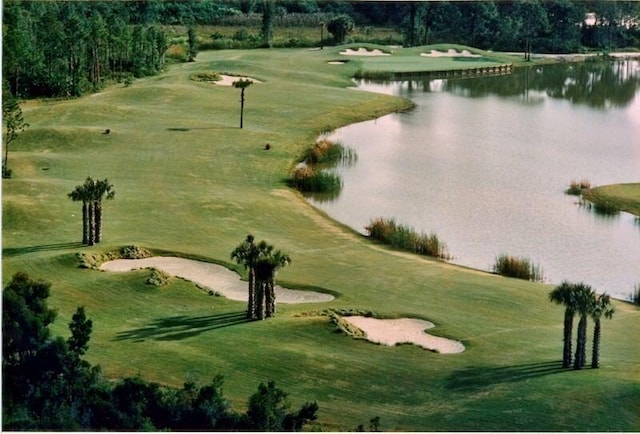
[3,1,168,98]
[2,272,318,431]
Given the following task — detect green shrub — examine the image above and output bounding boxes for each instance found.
[145,268,172,287]
[493,254,544,282]
[365,217,450,260]
[190,71,222,83]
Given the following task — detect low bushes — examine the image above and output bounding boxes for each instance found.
[365,217,451,260]
[290,139,356,195]
[493,254,544,282]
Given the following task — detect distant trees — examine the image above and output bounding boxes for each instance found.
[2,272,319,431]
[2,1,168,98]
[327,14,355,44]
[549,281,614,370]
[2,81,29,178]
[231,235,291,320]
[68,177,115,246]
[188,26,198,61]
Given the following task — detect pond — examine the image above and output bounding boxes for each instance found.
[309,60,640,300]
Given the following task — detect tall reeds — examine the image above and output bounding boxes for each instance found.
[365,217,451,260]
[290,139,356,195]
[493,254,544,282]
[565,179,591,196]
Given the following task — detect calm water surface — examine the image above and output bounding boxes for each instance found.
[310,61,640,300]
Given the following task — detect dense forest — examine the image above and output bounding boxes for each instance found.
[3,1,640,98]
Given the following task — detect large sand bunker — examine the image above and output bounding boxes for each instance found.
[421,49,482,58]
[340,47,391,56]
[100,257,334,304]
[343,316,465,354]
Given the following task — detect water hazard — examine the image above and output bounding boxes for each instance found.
[309,60,640,300]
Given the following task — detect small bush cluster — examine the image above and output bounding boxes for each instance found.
[190,71,222,82]
[493,254,544,282]
[565,179,591,195]
[77,245,152,269]
[365,217,451,260]
[330,313,366,339]
[119,245,152,259]
[145,268,172,287]
[290,140,356,195]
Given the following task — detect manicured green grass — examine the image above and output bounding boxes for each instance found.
[3,46,639,431]
[583,183,640,216]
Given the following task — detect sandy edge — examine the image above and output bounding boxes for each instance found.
[340,48,391,56]
[343,316,465,354]
[100,256,333,304]
[421,49,482,58]
[214,75,261,86]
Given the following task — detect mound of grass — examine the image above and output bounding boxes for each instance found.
[493,254,544,282]
[582,183,640,216]
[365,217,451,260]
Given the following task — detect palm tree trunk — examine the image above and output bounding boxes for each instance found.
[265,276,276,318]
[94,200,103,243]
[247,267,257,319]
[574,315,587,369]
[256,280,266,320]
[591,318,601,369]
[82,201,90,245]
[562,309,574,368]
[88,200,96,246]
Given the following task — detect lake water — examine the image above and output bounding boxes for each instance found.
[309,60,640,300]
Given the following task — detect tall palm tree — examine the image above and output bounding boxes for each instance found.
[92,178,115,244]
[68,177,95,245]
[231,235,259,319]
[572,283,596,370]
[549,281,578,368]
[590,293,614,369]
[233,78,253,129]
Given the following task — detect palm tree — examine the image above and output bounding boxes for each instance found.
[549,281,578,368]
[572,283,596,370]
[233,78,253,129]
[68,177,95,245]
[92,178,115,244]
[590,293,614,369]
[254,241,291,320]
[231,235,259,319]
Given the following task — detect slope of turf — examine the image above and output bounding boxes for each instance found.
[3,46,639,431]
[583,183,640,216]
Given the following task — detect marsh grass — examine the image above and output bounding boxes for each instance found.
[493,254,544,282]
[291,140,355,194]
[365,217,451,260]
[301,139,356,167]
[629,283,640,305]
[291,165,342,193]
[565,179,591,195]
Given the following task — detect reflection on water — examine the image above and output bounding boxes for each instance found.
[311,60,640,300]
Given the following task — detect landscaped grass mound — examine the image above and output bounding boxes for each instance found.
[3,47,639,431]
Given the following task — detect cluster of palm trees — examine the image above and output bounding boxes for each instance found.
[231,235,291,320]
[68,177,115,246]
[549,281,614,370]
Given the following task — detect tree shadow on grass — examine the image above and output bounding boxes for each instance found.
[114,311,251,342]
[3,242,85,257]
[445,361,566,392]
[167,126,231,131]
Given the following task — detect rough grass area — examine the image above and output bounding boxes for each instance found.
[366,217,451,260]
[3,46,639,431]
[493,254,544,282]
[582,183,640,216]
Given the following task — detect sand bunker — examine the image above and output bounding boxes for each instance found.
[343,316,465,354]
[100,257,334,304]
[421,49,482,58]
[214,75,261,86]
[340,48,391,56]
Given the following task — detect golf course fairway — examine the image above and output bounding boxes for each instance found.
[3,45,639,431]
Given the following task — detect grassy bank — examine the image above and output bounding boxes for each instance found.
[3,46,639,431]
[583,183,640,216]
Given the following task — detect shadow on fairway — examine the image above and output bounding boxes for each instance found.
[445,361,566,391]
[167,126,232,131]
[3,242,85,257]
[114,311,251,342]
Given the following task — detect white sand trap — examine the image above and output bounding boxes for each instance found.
[421,49,482,58]
[214,75,262,86]
[343,316,465,354]
[100,257,334,304]
[328,61,346,65]
[340,48,391,56]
